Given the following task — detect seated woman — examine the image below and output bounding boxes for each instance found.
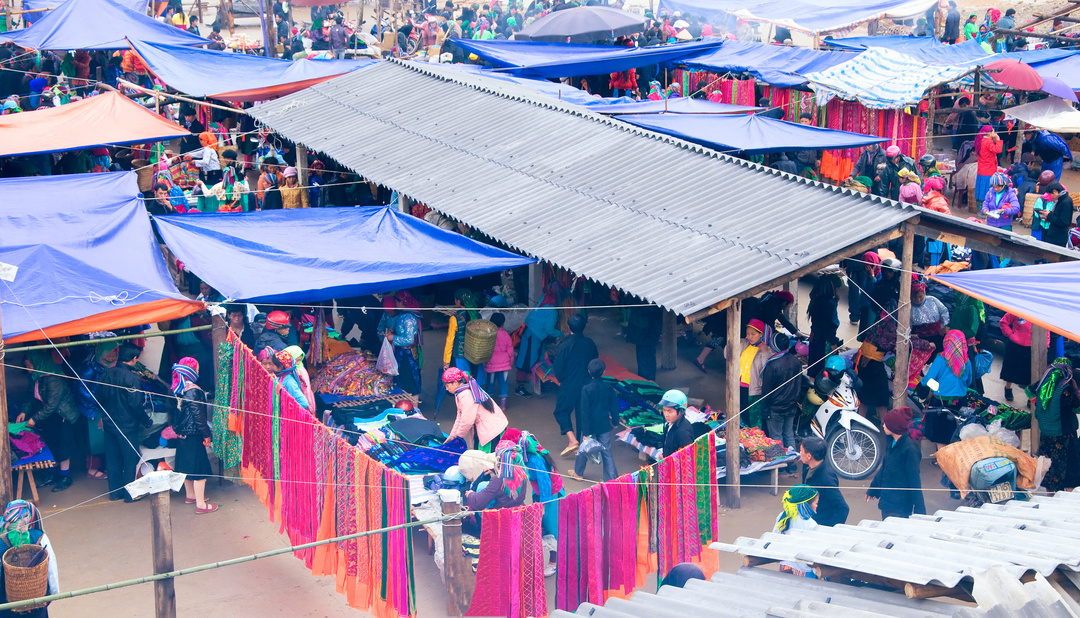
[772,485,819,578]
[457,447,527,536]
[0,500,59,617]
[920,330,973,402]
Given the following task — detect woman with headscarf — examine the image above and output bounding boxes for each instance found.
[18,350,78,493]
[514,283,562,397]
[806,275,840,374]
[921,177,951,214]
[772,485,818,576]
[974,125,1002,204]
[948,294,986,393]
[1034,358,1080,492]
[897,168,923,204]
[442,367,508,453]
[284,346,316,414]
[0,500,59,616]
[386,293,423,398]
[170,358,217,514]
[920,330,973,402]
[258,347,310,409]
[75,338,121,481]
[981,171,1020,230]
[192,132,221,184]
[457,447,527,534]
[502,428,562,575]
[909,280,950,354]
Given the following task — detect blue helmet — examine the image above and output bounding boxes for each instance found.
[824,356,847,374]
[658,389,688,409]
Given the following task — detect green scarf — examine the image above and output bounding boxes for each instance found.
[1037,358,1073,413]
[25,350,61,383]
[776,484,817,533]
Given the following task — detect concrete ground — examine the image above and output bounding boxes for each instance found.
[39,277,994,617]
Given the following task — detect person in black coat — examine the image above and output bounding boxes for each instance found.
[625,304,662,381]
[552,313,598,455]
[867,407,925,519]
[1044,182,1076,248]
[99,345,153,502]
[800,436,849,527]
[572,359,620,481]
[171,358,218,514]
[660,389,694,457]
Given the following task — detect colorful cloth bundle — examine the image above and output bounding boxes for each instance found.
[605,377,667,427]
[963,393,1032,431]
[467,502,547,618]
[312,351,394,397]
[717,426,784,462]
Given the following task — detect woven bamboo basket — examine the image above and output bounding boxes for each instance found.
[132,159,153,193]
[463,319,497,365]
[1023,193,1036,227]
[3,545,48,611]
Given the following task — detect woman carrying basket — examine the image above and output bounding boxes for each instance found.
[0,500,58,617]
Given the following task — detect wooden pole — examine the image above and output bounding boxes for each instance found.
[261,0,274,57]
[442,501,472,616]
[660,310,676,371]
[892,223,915,410]
[0,286,14,508]
[151,490,176,618]
[1029,324,1048,455]
[782,280,797,329]
[925,87,937,145]
[723,300,741,508]
[296,145,309,190]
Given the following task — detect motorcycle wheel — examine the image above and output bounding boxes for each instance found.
[826,425,883,480]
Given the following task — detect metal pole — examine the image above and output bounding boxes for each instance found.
[723,299,741,508]
[0,287,15,508]
[151,491,176,618]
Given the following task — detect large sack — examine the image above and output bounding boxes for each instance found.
[934,435,1037,497]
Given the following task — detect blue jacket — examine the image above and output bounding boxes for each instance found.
[515,303,561,371]
[921,356,972,398]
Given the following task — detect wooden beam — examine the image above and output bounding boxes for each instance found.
[814,565,908,590]
[905,582,973,601]
[661,310,677,370]
[442,501,472,616]
[685,224,908,324]
[1036,14,1080,24]
[893,222,915,410]
[742,555,776,567]
[1030,324,1049,456]
[995,28,1080,44]
[914,221,1074,265]
[723,300,742,508]
[151,491,177,618]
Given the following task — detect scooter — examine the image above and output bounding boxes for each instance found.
[806,363,884,480]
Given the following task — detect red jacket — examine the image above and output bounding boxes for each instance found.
[610,69,637,90]
[977,135,1003,176]
[999,313,1049,347]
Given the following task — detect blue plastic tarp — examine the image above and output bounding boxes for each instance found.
[436,62,601,105]
[676,39,857,87]
[931,261,1080,343]
[0,172,200,342]
[129,39,377,102]
[21,0,146,24]
[617,112,887,154]
[658,0,935,34]
[824,35,951,54]
[1032,55,1080,91]
[152,206,536,304]
[450,38,724,79]
[0,0,208,50]
[581,97,760,114]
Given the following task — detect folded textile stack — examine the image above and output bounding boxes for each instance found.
[605,377,667,427]
[717,427,784,463]
[963,393,1031,431]
[312,351,394,397]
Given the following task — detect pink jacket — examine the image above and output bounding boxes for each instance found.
[446,389,508,447]
[485,329,514,373]
[999,313,1049,347]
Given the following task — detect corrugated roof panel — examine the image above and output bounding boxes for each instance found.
[250,59,915,316]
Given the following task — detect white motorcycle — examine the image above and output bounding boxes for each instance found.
[806,361,884,480]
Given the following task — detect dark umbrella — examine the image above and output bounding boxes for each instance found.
[514,6,646,43]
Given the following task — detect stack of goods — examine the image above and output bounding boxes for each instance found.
[604,377,666,427]
[311,351,393,397]
[962,393,1031,431]
[717,427,787,464]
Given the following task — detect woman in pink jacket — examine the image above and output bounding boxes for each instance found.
[483,313,515,411]
[999,312,1047,403]
[442,367,508,453]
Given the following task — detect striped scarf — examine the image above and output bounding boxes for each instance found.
[171,359,199,395]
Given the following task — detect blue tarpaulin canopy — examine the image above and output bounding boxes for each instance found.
[21,0,146,24]
[152,207,536,304]
[436,62,600,105]
[658,0,935,34]
[1032,55,1080,91]
[824,35,957,55]
[676,39,857,87]
[581,97,760,114]
[617,112,887,154]
[931,261,1080,343]
[128,39,377,102]
[825,36,1079,67]
[0,0,208,50]
[0,172,202,343]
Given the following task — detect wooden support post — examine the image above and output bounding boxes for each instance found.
[892,223,915,410]
[527,263,542,306]
[1030,324,1048,455]
[0,284,14,508]
[211,313,226,388]
[442,501,472,616]
[296,144,309,190]
[925,88,937,144]
[151,491,176,618]
[782,280,797,329]
[723,300,742,508]
[195,0,203,27]
[660,310,676,371]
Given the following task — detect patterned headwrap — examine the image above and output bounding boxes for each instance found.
[911,280,927,293]
[273,349,295,372]
[941,330,968,377]
[2,500,42,548]
[493,439,527,497]
[776,485,817,533]
[257,346,276,361]
[862,251,882,277]
[990,172,1011,189]
[442,367,492,405]
[171,357,199,395]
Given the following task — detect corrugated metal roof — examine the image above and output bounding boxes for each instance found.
[249,59,916,317]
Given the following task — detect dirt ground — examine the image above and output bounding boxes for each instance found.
[39,279,995,617]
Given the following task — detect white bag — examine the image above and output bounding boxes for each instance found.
[376,338,399,376]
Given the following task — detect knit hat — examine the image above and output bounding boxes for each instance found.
[990,172,1010,188]
[883,407,913,435]
[266,310,290,329]
[283,166,298,178]
[886,145,901,157]
[772,290,795,305]
[1038,170,1057,186]
[747,318,766,335]
[775,484,818,533]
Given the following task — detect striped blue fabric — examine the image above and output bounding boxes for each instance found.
[804,48,971,110]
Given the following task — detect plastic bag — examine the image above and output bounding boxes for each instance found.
[376,338,399,376]
[578,435,603,465]
[959,422,989,442]
[986,419,1020,449]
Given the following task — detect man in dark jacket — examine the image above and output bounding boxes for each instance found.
[850,142,887,181]
[660,389,694,457]
[552,313,598,455]
[625,304,661,381]
[100,345,153,501]
[943,1,961,44]
[1044,182,1076,248]
[255,310,291,353]
[868,407,925,518]
[760,333,803,471]
[800,437,849,527]
[571,359,620,481]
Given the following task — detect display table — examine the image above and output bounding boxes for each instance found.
[717,451,799,496]
[13,445,55,504]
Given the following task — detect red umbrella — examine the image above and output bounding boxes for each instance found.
[984,59,1044,91]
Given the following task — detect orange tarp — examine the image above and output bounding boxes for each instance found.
[3,298,204,344]
[0,91,188,157]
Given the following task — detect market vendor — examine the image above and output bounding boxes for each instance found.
[19,350,78,493]
[1033,358,1080,492]
[457,447,527,535]
[442,367,507,453]
[284,346,316,414]
[919,330,972,402]
[503,428,562,577]
[660,389,694,457]
[909,280,949,355]
[384,293,423,397]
